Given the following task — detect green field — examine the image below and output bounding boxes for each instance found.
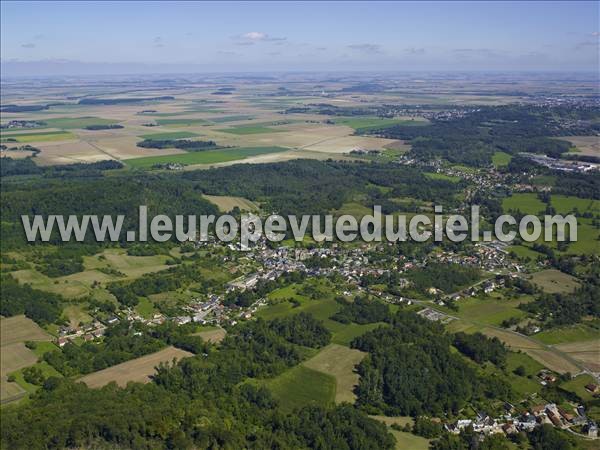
[534,324,600,345]
[389,430,430,450]
[208,115,253,123]
[551,195,599,215]
[492,151,512,167]
[530,269,580,294]
[502,193,546,215]
[9,361,63,394]
[43,116,119,129]
[302,344,366,404]
[217,125,284,135]
[333,117,427,133]
[508,245,542,261]
[156,118,209,127]
[450,293,532,327]
[138,131,200,140]
[0,130,75,143]
[135,297,156,319]
[561,374,598,402]
[261,365,335,412]
[125,146,288,168]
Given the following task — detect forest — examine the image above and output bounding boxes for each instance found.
[1,314,396,449]
[351,311,511,417]
[364,105,600,167]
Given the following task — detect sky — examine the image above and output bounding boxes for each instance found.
[1,1,598,76]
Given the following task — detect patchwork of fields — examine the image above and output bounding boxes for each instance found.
[0,316,52,403]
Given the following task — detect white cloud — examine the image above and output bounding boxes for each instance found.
[235,31,286,43]
[21,43,35,49]
[347,43,383,54]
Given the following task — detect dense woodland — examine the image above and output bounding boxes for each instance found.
[1,314,396,449]
[364,105,600,167]
[137,138,217,151]
[351,311,511,417]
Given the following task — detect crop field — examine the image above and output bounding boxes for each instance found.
[217,125,285,134]
[1,315,52,346]
[85,249,172,278]
[492,151,512,167]
[194,328,227,343]
[1,316,52,403]
[559,135,600,157]
[529,269,580,294]
[261,365,336,412]
[332,117,427,132]
[368,416,429,450]
[478,327,581,374]
[550,195,599,215]
[328,322,386,346]
[1,130,76,143]
[207,115,253,123]
[302,344,366,404]
[79,346,193,388]
[452,294,532,326]
[535,324,600,345]
[554,339,600,372]
[125,146,289,168]
[389,430,430,450]
[43,117,119,129]
[156,118,209,127]
[202,194,260,212]
[502,193,546,215]
[139,131,200,140]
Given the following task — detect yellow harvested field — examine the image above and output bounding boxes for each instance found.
[79,347,193,388]
[0,316,50,403]
[33,140,117,165]
[1,343,37,377]
[555,339,600,372]
[1,315,52,346]
[301,135,398,154]
[203,195,259,212]
[559,136,600,157]
[481,327,580,373]
[524,349,580,374]
[302,344,366,404]
[194,328,227,343]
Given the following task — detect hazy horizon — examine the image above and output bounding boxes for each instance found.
[2,1,598,76]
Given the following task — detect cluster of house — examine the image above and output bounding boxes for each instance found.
[56,321,109,347]
[447,403,598,438]
[0,120,45,129]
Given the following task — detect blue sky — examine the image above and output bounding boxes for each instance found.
[1,1,598,75]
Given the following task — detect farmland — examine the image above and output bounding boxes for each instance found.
[43,117,119,129]
[261,364,336,412]
[125,146,289,168]
[302,344,366,404]
[529,269,580,294]
[138,131,200,140]
[79,347,193,388]
[1,130,75,143]
[217,124,285,134]
[202,194,260,212]
[502,193,546,215]
[332,117,427,132]
[0,316,52,403]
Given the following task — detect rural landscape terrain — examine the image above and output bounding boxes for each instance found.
[1,1,599,449]
[1,71,599,450]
